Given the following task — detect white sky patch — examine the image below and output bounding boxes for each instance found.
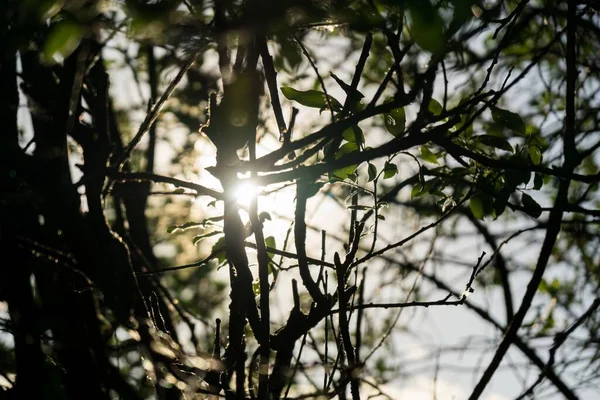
[367,376,510,400]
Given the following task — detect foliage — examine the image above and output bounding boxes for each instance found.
[1,0,600,399]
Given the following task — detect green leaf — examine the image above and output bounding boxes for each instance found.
[470,195,485,219]
[330,142,359,181]
[477,135,513,152]
[429,99,443,116]
[265,236,276,260]
[342,125,364,147]
[281,86,342,111]
[42,19,84,64]
[335,141,359,159]
[383,107,406,137]
[521,193,542,218]
[420,146,439,164]
[491,106,526,135]
[529,146,542,165]
[367,163,377,182]
[383,161,398,179]
[35,0,64,20]
[265,236,276,249]
[470,193,494,219]
[408,2,446,53]
[411,183,424,198]
[453,112,474,137]
[330,166,358,181]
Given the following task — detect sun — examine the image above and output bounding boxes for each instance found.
[232,180,261,208]
[231,179,297,220]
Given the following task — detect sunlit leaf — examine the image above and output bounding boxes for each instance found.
[331,165,358,181]
[383,161,398,179]
[429,99,443,116]
[342,125,364,147]
[335,142,359,158]
[42,19,83,64]
[411,183,424,198]
[330,142,359,181]
[265,236,276,261]
[529,146,542,165]
[420,146,439,164]
[281,86,342,111]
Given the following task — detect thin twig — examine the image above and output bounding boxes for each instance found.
[292,35,335,121]
[258,37,287,137]
[105,170,223,200]
[113,51,201,172]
